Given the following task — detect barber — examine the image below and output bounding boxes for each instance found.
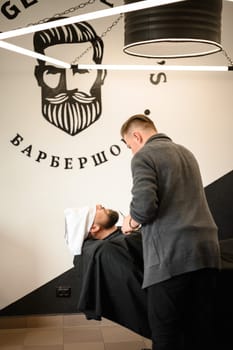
[120,114,221,350]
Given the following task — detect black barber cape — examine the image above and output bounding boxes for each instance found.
[73,228,151,338]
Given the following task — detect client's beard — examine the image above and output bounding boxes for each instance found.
[42,91,101,135]
[103,210,119,229]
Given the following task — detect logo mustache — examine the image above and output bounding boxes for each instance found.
[45,92,96,104]
[42,91,101,136]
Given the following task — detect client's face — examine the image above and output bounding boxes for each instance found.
[95,204,119,229]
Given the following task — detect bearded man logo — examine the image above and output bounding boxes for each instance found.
[34,20,107,136]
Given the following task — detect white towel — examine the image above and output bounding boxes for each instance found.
[64,206,96,255]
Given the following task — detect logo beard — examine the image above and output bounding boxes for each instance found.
[41,91,101,136]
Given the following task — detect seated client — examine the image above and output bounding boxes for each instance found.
[64,203,150,343]
[64,204,123,255]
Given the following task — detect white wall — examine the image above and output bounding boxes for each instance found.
[0,0,233,309]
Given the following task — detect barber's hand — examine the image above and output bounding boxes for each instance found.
[121,215,132,235]
[122,215,141,234]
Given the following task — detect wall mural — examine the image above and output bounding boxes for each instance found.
[6,4,167,171]
[32,17,167,136]
[8,15,122,170]
[34,20,107,136]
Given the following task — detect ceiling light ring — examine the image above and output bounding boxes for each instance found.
[123,38,223,59]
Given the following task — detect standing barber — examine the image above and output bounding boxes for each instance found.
[120,114,220,350]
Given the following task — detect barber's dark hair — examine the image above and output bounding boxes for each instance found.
[33,19,103,64]
[120,114,157,137]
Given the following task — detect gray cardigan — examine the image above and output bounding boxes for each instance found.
[130,133,221,288]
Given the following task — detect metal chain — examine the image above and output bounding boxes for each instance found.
[222,48,233,67]
[71,13,123,65]
[100,13,123,38]
[27,0,96,27]
[1,0,96,32]
[71,45,93,65]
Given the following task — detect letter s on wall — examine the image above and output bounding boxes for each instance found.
[150,72,167,85]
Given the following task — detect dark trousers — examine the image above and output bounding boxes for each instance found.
[147,268,218,350]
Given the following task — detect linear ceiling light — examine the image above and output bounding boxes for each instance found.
[0,40,70,68]
[77,64,233,72]
[1,40,232,71]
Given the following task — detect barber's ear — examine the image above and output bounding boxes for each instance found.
[133,131,143,143]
